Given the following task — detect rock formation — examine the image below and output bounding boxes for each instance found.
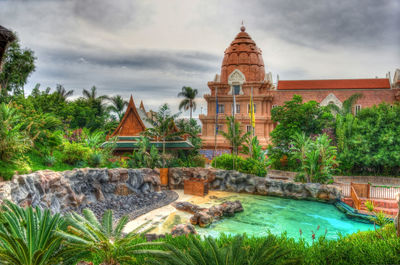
[171,224,197,237]
[169,168,341,202]
[173,200,244,227]
[0,168,170,218]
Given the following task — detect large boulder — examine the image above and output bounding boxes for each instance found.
[171,224,197,237]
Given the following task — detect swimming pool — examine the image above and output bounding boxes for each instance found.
[196,193,374,242]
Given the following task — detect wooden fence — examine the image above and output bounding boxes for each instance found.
[338,182,400,200]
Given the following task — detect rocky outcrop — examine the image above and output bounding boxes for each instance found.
[0,168,163,215]
[173,201,244,228]
[171,224,197,237]
[168,167,216,189]
[170,168,341,202]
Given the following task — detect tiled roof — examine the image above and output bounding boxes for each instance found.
[277,79,391,90]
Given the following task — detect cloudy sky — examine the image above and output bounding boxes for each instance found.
[1,0,399,117]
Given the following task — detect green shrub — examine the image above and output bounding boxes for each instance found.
[43,155,56,167]
[88,152,103,167]
[61,141,92,165]
[212,154,267,177]
[212,153,245,170]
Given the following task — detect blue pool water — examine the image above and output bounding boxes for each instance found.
[196,193,374,242]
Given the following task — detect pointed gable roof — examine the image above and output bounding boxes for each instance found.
[110,95,147,137]
[139,100,146,112]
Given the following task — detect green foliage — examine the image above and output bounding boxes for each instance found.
[58,208,165,265]
[336,103,400,175]
[221,116,251,156]
[127,136,162,169]
[364,200,374,212]
[241,136,266,161]
[269,95,334,171]
[211,154,267,177]
[177,86,198,119]
[43,155,56,167]
[291,133,338,183]
[151,234,300,265]
[61,141,92,165]
[0,201,66,265]
[107,95,128,121]
[0,38,36,97]
[144,104,183,167]
[0,103,32,162]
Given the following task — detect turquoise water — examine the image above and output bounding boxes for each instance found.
[197,194,374,242]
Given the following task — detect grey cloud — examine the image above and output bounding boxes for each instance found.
[247,0,399,49]
[73,0,149,30]
[44,48,220,73]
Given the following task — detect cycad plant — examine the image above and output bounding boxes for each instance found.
[149,234,300,265]
[57,208,165,265]
[0,201,66,265]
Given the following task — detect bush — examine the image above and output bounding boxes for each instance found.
[212,154,267,177]
[61,141,91,165]
[212,154,245,170]
[88,152,103,167]
[43,155,56,167]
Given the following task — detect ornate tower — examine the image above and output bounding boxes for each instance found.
[199,26,274,156]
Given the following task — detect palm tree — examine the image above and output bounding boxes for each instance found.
[143,104,183,167]
[82,85,109,104]
[221,116,250,156]
[327,93,363,115]
[107,95,128,121]
[57,209,165,265]
[0,201,66,265]
[178,86,198,119]
[55,84,73,101]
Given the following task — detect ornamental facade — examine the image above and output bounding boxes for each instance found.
[199,26,400,158]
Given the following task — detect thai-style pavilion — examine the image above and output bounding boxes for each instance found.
[103,95,193,155]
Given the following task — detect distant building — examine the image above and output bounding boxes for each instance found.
[103,95,193,155]
[199,26,400,158]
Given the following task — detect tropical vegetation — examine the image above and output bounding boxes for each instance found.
[0,201,399,265]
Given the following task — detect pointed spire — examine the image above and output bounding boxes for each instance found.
[240,20,246,32]
[139,100,146,111]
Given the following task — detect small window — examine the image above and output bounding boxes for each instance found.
[217,104,225,114]
[272,105,278,109]
[233,85,241,95]
[247,103,257,114]
[231,104,240,114]
[246,125,253,133]
[355,105,361,115]
[215,124,223,135]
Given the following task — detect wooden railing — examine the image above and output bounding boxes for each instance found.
[370,186,400,200]
[351,186,361,210]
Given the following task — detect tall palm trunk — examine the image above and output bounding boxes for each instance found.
[189,99,193,119]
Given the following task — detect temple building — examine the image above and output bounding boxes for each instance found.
[103,95,193,155]
[199,25,400,157]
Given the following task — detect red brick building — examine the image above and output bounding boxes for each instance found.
[199,26,400,157]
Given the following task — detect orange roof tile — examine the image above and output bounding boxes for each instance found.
[277,78,391,90]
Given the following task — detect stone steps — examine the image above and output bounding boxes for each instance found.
[342,197,398,216]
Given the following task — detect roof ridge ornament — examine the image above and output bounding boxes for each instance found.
[240,20,245,32]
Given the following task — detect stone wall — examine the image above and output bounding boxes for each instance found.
[169,168,341,202]
[0,168,161,214]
